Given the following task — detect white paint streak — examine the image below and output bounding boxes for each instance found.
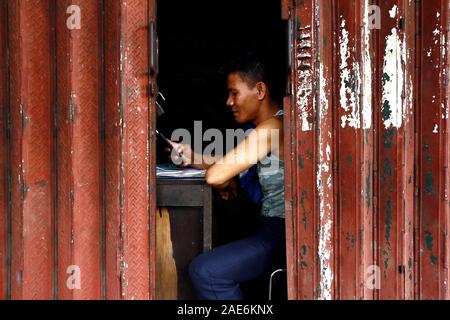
[317,62,333,299]
[362,1,373,129]
[443,103,449,119]
[296,28,313,132]
[296,68,313,131]
[433,124,439,133]
[382,28,405,129]
[318,218,333,300]
[339,19,361,129]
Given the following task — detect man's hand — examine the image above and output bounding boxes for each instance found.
[165,141,194,167]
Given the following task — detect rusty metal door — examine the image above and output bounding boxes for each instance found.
[0,0,158,300]
[1,0,449,300]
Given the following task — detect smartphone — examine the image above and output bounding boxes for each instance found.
[156,130,174,151]
[156,130,184,162]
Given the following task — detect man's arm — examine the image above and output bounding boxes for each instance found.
[205,118,281,188]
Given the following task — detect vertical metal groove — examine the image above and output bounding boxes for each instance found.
[99,0,106,301]
[49,0,57,300]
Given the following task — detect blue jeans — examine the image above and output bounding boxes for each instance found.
[189,216,286,300]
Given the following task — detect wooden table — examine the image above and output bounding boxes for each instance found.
[156,177,213,299]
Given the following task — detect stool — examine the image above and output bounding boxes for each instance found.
[268,268,286,300]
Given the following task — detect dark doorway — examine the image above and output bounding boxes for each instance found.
[156,0,288,300]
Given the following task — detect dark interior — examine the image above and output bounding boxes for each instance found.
[156,0,287,161]
[156,0,288,300]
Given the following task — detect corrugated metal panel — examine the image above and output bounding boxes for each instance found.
[416,0,450,299]
[0,0,7,300]
[104,0,156,300]
[0,0,157,300]
[7,0,54,299]
[335,0,375,300]
[0,0,448,300]
[286,0,449,300]
[55,0,102,300]
[374,0,415,300]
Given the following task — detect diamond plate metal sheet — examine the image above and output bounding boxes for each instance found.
[55,0,102,300]
[7,0,53,300]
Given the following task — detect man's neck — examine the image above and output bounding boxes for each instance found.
[253,101,281,126]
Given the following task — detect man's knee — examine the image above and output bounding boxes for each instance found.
[189,254,211,284]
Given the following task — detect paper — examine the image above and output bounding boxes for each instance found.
[156,164,206,179]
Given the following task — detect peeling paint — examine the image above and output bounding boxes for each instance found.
[383,128,395,149]
[362,2,373,130]
[385,197,392,242]
[296,23,313,132]
[433,124,438,133]
[425,169,435,195]
[300,191,308,231]
[443,103,449,119]
[425,231,437,265]
[382,28,405,129]
[298,155,304,169]
[317,56,333,298]
[389,5,397,18]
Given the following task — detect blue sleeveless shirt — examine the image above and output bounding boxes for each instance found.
[257,110,285,219]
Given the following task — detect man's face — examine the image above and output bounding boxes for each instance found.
[226,72,260,124]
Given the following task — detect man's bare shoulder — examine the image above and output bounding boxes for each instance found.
[255,116,283,131]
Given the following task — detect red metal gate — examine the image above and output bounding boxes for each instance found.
[285,0,449,299]
[0,0,449,300]
[0,0,157,300]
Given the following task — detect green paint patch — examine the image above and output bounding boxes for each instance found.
[345,232,356,249]
[382,157,394,192]
[425,231,437,265]
[382,72,391,86]
[302,245,308,255]
[385,197,392,242]
[383,158,394,177]
[296,16,301,30]
[431,255,437,265]
[300,191,307,231]
[382,100,392,123]
[346,156,353,164]
[298,155,304,169]
[425,155,433,163]
[425,170,435,195]
[425,231,433,251]
[383,128,395,149]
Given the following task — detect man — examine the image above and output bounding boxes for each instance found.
[171,53,285,300]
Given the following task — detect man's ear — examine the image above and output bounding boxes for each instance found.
[255,82,268,100]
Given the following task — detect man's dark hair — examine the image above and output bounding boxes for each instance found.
[225,52,285,104]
